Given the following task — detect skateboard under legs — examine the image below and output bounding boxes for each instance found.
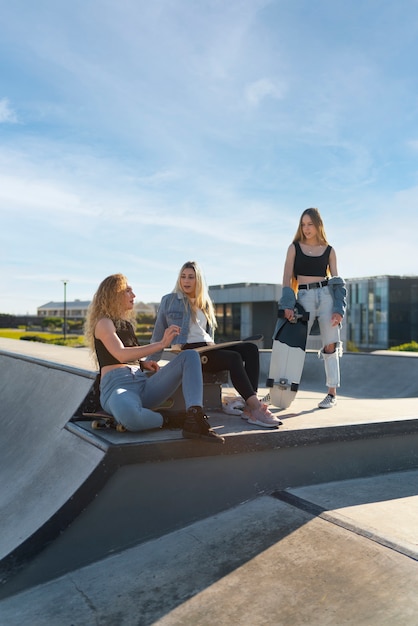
[83,397,175,433]
[90,413,127,432]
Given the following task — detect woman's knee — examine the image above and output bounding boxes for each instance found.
[183,349,201,365]
[242,342,258,357]
[227,350,244,369]
[324,343,336,354]
[177,349,201,369]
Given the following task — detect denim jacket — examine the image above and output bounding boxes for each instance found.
[146,291,215,361]
[327,276,347,318]
[274,276,347,340]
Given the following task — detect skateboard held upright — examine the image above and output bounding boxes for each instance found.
[266,303,309,409]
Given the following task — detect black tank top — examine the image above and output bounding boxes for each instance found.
[293,242,332,277]
[94,320,140,368]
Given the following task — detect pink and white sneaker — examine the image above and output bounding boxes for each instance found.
[247,405,282,428]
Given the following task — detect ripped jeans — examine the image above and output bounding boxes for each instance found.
[297,285,342,389]
[100,349,203,431]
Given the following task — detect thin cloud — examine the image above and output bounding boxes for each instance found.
[245,78,286,107]
[0,98,17,123]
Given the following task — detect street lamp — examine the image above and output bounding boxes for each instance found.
[62,279,69,341]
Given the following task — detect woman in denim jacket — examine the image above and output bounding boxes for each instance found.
[280,208,346,409]
[148,261,281,429]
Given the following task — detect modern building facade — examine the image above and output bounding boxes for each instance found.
[209,283,282,347]
[346,276,418,350]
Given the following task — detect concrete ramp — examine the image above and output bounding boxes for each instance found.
[301,351,418,398]
[1,340,418,601]
[0,351,104,582]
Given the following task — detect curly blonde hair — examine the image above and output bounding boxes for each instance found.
[173,261,218,329]
[84,273,136,355]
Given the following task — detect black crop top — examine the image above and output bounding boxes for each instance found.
[293,242,332,277]
[94,320,140,368]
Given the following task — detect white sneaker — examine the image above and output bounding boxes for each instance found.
[318,394,337,409]
[222,396,245,416]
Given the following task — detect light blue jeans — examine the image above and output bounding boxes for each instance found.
[100,350,203,431]
[297,285,341,389]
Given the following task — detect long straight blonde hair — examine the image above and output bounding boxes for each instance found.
[290,208,330,292]
[173,261,218,329]
[293,207,329,245]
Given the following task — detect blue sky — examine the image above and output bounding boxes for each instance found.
[1,0,418,315]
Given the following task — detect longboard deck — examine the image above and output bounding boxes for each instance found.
[171,335,263,364]
[267,305,309,409]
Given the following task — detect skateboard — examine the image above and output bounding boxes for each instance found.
[172,335,263,364]
[266,303,309,409]
[81,398,175,432]
[87,412,127,432]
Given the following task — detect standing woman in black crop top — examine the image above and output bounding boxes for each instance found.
[84,274,224,442]
[280,208,346,409]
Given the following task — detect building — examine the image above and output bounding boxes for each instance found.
[37,300,91,319]
[37,300,157,319]
[209,283,281,347]
[346,275,418,350]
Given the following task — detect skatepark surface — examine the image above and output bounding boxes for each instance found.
[0,337,418,625]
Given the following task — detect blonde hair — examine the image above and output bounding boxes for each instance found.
[293,207,329,245]
[84,273,136,355]
[173,261,218,329]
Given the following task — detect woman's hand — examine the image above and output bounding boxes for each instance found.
[160,325,181,348]
[141,360,160,373]
[284,308,295,321]
[331,313,342,327]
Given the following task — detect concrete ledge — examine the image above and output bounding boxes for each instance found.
[67,415,418,463]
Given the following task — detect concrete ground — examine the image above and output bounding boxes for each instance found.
[1,470,418,625]
[0,338,418,625]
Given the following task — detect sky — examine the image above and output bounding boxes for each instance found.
[1,0,418,315]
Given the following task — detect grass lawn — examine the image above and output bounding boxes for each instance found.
[0,326,152,346]
[0,328,85,346]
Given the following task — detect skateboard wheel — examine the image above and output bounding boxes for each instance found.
[266,378,274,388]
[290,382,299,392]
[201,355,208,364]
[92,420,104,429]
[116,424,127,433]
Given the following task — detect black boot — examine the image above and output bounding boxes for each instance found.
[182,406,225,444]
[162,412,186,429]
